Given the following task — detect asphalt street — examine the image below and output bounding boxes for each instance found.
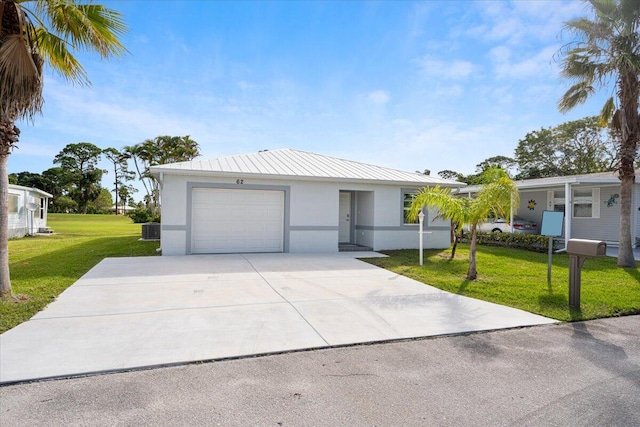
[1,315,639,426]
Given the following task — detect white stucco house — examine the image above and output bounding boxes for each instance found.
[7,184,52,239]
[150,148,464,255]
[457,169,640,248]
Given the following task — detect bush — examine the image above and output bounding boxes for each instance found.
[460,232,562,253]
[127,208,160,224]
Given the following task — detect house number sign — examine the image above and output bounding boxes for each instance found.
[236,179,244,184]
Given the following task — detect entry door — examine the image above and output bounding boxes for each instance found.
[339,192,351,243]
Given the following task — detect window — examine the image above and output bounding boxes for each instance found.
[548,188,600,218]
[403,192,418,225]
[573,188,599,218]
[8,194,19,214]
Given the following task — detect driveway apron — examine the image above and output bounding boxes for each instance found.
[0,253,556,384]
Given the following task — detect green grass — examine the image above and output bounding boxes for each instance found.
[1,214,160,333]
[363,245,640,321]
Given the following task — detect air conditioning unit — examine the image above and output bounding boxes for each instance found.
[141,222,161,240]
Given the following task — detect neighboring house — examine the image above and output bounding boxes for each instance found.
[7,184,53,239]
[150,148,464,255]
[457,169,640,248]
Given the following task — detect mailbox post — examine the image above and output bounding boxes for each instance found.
[566,239,607,308]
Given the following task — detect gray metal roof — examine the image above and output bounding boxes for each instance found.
[457,169,639,194]
[151,148,464,186]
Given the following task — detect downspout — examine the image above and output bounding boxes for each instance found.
[564,182,571,248]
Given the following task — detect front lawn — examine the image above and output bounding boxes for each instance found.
[363,245,640,321]
[0,214,160,333]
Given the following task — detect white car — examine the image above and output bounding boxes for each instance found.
[477,216,538,234]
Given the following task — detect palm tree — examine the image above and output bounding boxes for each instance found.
[408,177,519,280]
[0,0,127,298]
[558,0,639,268]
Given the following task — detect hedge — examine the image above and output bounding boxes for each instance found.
[459,232,563,253]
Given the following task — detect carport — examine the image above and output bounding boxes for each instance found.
[0,254,555,384]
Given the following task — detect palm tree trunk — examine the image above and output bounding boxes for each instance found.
[467,225,478,280]
[0,151,11,298]
[0,120,18,299]
[616,68,638,268]
[617,170,637,268]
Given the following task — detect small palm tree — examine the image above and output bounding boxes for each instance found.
[408,177,519,280]
[558,0,639,268]
[0,0,127,298]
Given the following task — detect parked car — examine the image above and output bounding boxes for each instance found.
[477,216,538,234]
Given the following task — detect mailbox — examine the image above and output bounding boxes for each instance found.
[566,239,607,257]
[566,239,607,308]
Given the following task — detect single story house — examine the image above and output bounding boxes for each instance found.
[7,184,52,239]
[457,169,640,248]
[150,148,463,255]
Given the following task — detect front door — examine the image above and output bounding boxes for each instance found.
[339,191,351,243]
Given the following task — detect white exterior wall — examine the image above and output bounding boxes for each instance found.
[7,186,49,239]
[159,174,451,255]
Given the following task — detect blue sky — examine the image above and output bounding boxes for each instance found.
[10,0,609,197]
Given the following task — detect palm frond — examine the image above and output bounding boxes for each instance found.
[44,2,128,58]
[559,81,596,112]
[0,34,43,120]
[408,186,462,222]
[34,28,88,85]
[599,96,617,125]
[475,177,519,222]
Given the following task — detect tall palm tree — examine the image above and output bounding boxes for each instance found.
[0,0,127,298]
[558,0,639,268]
[408,177,519,280]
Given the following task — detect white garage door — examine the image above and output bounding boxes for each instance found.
[191,188,284,254]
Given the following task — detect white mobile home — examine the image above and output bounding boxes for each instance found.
[150,149,463,255]
[7,184,52,239]
[457,170,640,248]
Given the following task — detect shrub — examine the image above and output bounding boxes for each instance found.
[460,232,562,253]
[127,208,160,224]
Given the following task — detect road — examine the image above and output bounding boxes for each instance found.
[1,316,639,426]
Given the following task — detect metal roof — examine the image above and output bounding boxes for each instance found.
[151,148,464,186]
[457,169,639,194]
[8,184,53,198]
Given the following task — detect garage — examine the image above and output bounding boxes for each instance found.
[191,188,284,254]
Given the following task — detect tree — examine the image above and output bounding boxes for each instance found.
[42,167,72,212]
[408,176,519,280]
[438,170,464,182]
[125,135,200,216]
[558,0,639,268]
[475,156,517,176]
[53,142,104,214]
[0,0,127,298]
[86,187,112,214]
[438,156,515,185]
[103,147,134,214]
[117,183,137,214]
[515,117,618,179]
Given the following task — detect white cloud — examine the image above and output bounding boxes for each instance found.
[415,56,478,80]
[490,45,558,80]
[368,90,390,104]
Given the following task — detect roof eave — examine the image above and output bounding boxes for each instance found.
[149,167,462,187]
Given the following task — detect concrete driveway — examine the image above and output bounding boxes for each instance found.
[0,253,555,384]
